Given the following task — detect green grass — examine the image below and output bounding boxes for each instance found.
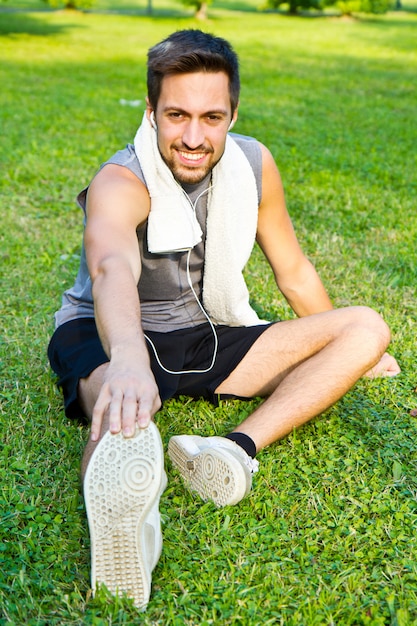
[1,6,417,625]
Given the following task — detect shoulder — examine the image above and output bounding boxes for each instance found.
[229,132,261,158]
[85,160,150,230]
[77,145,146,212]
[230,133,263,202]
[231,135,284,204]
[229,133,277,177]
[100,144,145,183]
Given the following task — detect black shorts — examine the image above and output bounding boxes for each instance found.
[47,318,272,419]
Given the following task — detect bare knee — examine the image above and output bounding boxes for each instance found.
[78,362,109,419]
[345,305,391,355]
[79,364,110,481]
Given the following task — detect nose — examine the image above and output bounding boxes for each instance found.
[182,119,205,149]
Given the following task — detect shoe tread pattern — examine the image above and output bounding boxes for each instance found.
[84,423,163,609]
[168,438,250,507]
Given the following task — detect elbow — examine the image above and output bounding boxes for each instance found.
[90,254,141,295]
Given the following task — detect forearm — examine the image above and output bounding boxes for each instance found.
[91,259,149,366]
[89,261,160,439]
[277,259,333,317]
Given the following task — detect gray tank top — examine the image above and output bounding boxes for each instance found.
[55,134,262,332]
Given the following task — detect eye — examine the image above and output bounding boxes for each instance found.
[206,114,223,122]
[168,111,184,120]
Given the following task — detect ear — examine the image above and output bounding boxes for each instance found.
[145,98,157,129]
[229,106,239,130]
[145,97,153,122]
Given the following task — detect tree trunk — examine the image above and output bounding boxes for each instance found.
[195,1,208,19]
[288,0,299,13]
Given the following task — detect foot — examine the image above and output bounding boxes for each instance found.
[168,435,258,507]
[83,422,166,610]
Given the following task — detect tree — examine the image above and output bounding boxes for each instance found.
[181,0,212,19]
[266,0,323,14]
[265,0,393,13]
[41,0,95,9]
[334,0,393,13]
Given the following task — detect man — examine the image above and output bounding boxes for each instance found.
[48,29,400,610]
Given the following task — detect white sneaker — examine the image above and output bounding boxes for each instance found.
[83,422,166,610]
[168,435,259,507]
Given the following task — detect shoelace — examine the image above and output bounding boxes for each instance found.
[246,457,259,474]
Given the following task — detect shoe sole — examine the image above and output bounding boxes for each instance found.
[84,423,164,609]
[168,436,250,507]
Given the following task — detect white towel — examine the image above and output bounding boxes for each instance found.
[134,112,266,327]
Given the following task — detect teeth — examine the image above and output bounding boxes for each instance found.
[179,151,205,161]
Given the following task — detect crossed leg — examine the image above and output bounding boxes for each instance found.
[79,305,390,474]
[215,306,391,451]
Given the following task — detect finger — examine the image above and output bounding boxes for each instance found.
[90,388,111,441]
[137,392,161,429]
[121,390,139,438]
[108,389,124,434]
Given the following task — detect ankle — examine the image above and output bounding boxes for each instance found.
[225,432,257,458]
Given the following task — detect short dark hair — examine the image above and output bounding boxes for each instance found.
[147,29,240,114]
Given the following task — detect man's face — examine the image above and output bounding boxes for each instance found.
[148,71,237,185]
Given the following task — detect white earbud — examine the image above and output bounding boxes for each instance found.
[228,119,235,131]
[150,111,157,130]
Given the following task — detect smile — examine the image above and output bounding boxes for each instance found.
[178,150,207,162]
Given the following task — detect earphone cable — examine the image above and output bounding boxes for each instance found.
[144,186,219,375]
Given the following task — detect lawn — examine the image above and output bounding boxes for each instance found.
[1,5,417,625]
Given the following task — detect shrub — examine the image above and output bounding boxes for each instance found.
[266,0,393,13]
[42,0,96,9]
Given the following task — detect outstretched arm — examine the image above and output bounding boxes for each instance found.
[84,164,161,441]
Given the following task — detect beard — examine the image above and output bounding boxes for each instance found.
[160,145,222,186]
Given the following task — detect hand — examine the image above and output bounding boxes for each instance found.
[363,352,401,379]
[90,360,161,441]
